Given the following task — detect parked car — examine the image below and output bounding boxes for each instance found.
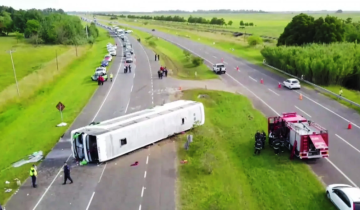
[125,57,133,63]
[101,60,109,67]
[326,184,360,210]
[109,50,117,56]
[104,55,112,62]
[91,71,108,81]
[212,63,226,74]
[283,78,301,89]
[95,67,106,74]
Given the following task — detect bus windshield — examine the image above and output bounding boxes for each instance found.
[73,133,85,160]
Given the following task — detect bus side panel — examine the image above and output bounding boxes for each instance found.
[97,135,109,163]
[198,103,205,126]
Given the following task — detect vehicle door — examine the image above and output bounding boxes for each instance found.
[284,80,290,88]
[331,189,351,210]
[291,80,299,88]
[212,64,217,71]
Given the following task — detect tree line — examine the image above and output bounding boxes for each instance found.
[153,9,266,13]
[262,13,360,90]
[0,5,98,45]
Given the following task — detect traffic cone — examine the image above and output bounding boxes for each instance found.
[278,82,281,88]
[236,66,239,71]
[221,58,224,62]
[260,79,264,84]
[299,94,303,100]
[178,86,182,91]
[348,122,352,129]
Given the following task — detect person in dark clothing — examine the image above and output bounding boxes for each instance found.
[159,70,163,79]
[128,65,132,73]
[261,130,266,149]
[164,67,168,77]
[62,162,73,185]
[158,70,161,79]
[254,131,261,141]
[155,54,157,61]
[279,135,286,153]
[97,76,101,85]
[254,139,263,155]
[157,54,160,60]
[124,66,127,73]
[0,203,3,210]
[30,165,37,188]
[273,139,281,155]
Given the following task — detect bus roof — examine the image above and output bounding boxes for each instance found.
[281,112,307,122]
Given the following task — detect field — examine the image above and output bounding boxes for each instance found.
[93,12,360,111]
[0,26,113,204]
[178,89,335,210]
[128,27,217,80]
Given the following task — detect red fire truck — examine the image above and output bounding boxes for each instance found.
[268,112,329,159]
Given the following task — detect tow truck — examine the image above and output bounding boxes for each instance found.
[268,112,329,159]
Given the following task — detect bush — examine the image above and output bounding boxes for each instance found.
[261,43,360,90]
[191,56,204,66]
[247,36,263,46]
[148,40,156,47]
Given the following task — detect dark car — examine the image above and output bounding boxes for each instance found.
[152,29,155,31]
[101,60,109,67]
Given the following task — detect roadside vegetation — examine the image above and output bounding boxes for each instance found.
[129,28,217,80]
[177,89,335,210]
[0,9,113,203]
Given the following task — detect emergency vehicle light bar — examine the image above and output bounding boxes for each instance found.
[282,112,297,118]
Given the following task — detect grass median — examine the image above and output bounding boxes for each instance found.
[0,26,113,204]
[127,27,217,80]
[177,89,335,210]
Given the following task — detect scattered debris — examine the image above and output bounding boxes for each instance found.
[57,122,67,127]
[14,178,21,186]
[12,151,43,168]
[131,161,139,166]
[4,188,12,193]
[180,160,188,164]
[5,181,9,184]
[79,160,88,166]
[197,94,209,99]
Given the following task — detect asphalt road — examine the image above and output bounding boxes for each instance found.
[117,23,360,188]
[5,26,176,210]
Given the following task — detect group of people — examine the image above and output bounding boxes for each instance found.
[254,127,288,155]
[29,162,73,189]
[97,75,105,85]
[124,65,132,73]
[158,66,168,79]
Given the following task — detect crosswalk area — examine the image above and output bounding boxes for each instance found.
[149,87,181,95]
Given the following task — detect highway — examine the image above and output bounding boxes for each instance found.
[116,23,360,187]
[5,25,176,210]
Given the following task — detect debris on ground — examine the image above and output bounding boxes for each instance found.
[131,161,139,166]
[180,160,188,164]
[79,159,88,166]
[12,151,43,168]
[197,94,209,99]
[5,181,9,184]
[4,188,12,193]
[56,122,67,127]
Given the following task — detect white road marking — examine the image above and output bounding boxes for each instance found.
[224,61,228,65]
[146,156,149,164]
[131,85,133,92]
[144,171,147,178]
[141,186,145,197]
[85,192,95,210]
[139,205,142,210]
[294,106,311,118]
[249,76,257,82]
[125,99,130,113]
[335,134,360,155]
[294,90,360,130]
[32,36,125,210]
[212,55,217,59]
[268,88,280,96]
[98,163,107,183]
[162,40,357,187]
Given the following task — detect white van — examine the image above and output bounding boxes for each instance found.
[71,100,205,163]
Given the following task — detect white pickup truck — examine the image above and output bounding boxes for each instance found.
[212,63,226,74]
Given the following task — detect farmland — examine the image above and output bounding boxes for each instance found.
[177,89,335,210]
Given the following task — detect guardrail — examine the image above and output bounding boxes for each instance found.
[262,59,360,108]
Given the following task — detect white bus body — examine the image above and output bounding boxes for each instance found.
[70,100,205,163]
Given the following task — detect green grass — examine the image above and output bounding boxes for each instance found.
[177,89,335,210]
[0,36,71,93]
[129,27,217,80]
[0,27,113,204]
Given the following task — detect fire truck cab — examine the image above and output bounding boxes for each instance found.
[268,112,329,159]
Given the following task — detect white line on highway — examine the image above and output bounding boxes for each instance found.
[212,55,217,59]
[125,99,130,113]
[224,61,228,64]
[249,76,257,82]
[139,204,142,210]
[294,90,360,130]
[162,40,358,187]
[98,163,107,183]
[336,134,360,154]
[144,171,147,178]
[141,186,145,197]
[268,88,279,96]
[85,192,95,210]
[32,35,125,210]
[131,85,133,92]
[294,106,311,118]
[146,156,149,164]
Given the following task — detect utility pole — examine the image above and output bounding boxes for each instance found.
[85,25,89,39]
[8,50,20,97]
[56,50,59,71]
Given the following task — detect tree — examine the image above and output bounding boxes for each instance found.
[14,31,23,42]
[247,36,263,46]
[313,16,345,44]
[240,20,244,26]
[227,20,233,26]
[0,11,13,35]
[249,22,254,26]
[25,19,40,37]
[244,22,249,26]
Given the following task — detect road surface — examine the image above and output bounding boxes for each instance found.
[5,26,176,210]
[116,23,360,188]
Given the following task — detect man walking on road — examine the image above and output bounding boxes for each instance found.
[155,54,157,61]
[157,54,160,61]
[30,164,37,188]
[62,162,73,185]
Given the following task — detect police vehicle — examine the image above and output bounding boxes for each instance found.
[212,63,226,74]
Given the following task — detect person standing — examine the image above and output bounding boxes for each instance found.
[164,67,168,77]
[155,54,157,61]
[254,139,263,155]
[97,76,101,86]
[99,75,104,85]
[30,164,37,188]
[62,162,73,185]
[128,65,132,73]
[110,73,113,82]
[339,88,343,97]
[273,138,281,155]
[157,54,160,61]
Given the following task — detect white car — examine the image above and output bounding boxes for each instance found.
[326,184,360,210]
[109,50,117,56]
[104,55,112,62]
[107,44,117,50]
[212,63,226,74]
[107,47,116,52]
[95,67,106,74]
[126,30,132,33]
[283,78,301,89]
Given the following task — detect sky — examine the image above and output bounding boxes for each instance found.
[0,0,358,12]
